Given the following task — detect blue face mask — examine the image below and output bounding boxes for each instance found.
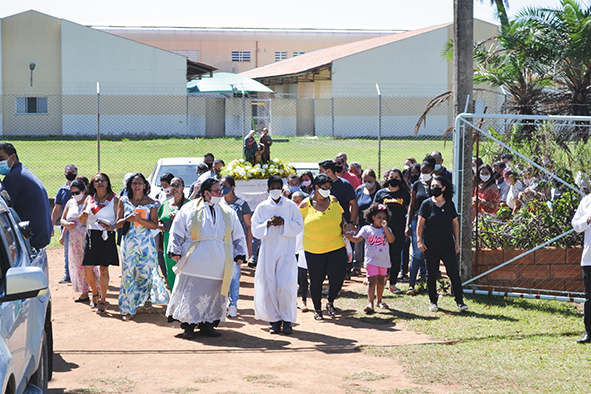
[434,164,442,171]
[0,160,11,175]
[221,185,232,196]
[289,185,301,193]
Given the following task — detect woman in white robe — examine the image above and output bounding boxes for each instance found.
[166,179,246,338]
[251,176,304,334]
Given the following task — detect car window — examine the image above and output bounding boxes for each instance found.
[0,213,18,269]
[154,165,200,187]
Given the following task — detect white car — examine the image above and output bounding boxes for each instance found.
[289,162,319,177]
[0,196,52,394]
[147,157,204,199]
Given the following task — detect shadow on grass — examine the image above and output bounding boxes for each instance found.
[467,294,582,318]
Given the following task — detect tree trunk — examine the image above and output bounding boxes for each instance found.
[453,0,474,281]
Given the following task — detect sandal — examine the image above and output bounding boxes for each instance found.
[314,311,324,320]
[96,302,107,314]
[74,296,90,303]
[363,304,374,314]
[326,302,337,317]
[90,293,100,308]
[299,303,309,312]
[122,313,134,321]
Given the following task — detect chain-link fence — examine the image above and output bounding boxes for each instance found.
[456,114,590,300]
[2,90,486,198]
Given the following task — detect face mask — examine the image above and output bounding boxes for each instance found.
[364,181,376,189]
[434,164,442,172]
[289,185,301,194]
[66,173,77,181]
[388,178,401,188]
[403,165,410,171]
[421,173,432,182]
[431,186,443,197]
[301,180,312,187]
[162,187,171,194]
[269,189,282,200]
[335,165,343,173]
[480,174,491,182]
[222,185,232,195]
[317,188,331,198]
[73,193,85,202]
[209,195,222,205]
[0,160,11,175]
[410,174,420,183]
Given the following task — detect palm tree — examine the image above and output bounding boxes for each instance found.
[482,0,510,29]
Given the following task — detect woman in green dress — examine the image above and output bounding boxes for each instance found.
[158,177,189,290]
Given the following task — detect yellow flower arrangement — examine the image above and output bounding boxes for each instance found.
[222,158,296,180]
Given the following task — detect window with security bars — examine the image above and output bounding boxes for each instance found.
[16,97,48,114]
[275,51,287,61]
[172,49,199,62]
[231,51,251,62]
[293,51,305,57]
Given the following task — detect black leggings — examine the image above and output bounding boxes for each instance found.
[424,242,464,305]
[306,247,348,312]
[298,267,309,303]
[389,235,404,286]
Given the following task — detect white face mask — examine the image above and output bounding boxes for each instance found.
[317,188,331,198]
[162,187,171,194]
[73,193,85,202]
[480,174,491,182]
[364,181,376,189]
[421,173,432,182]
[209,196,222,205]
[269,189,282,200]
[301,180,312,187]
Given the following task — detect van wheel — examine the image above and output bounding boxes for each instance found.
[29,332,48,392]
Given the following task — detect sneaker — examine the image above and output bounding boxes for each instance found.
[458,303,469,312]
[429,303,438,312]
[363,304,374,314]
[227,305,237,317]
[389,286,402,294]
[378,301,388,309]
[406,287,416,296]
[59,276,71,284]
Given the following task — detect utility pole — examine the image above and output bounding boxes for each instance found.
[453,0,474,280]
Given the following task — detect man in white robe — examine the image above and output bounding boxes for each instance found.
[166,178,246,338]
[252,176,305,334]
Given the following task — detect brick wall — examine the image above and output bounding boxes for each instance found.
[472,248,584,293]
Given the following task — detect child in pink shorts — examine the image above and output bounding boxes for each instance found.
[346,203,395,313]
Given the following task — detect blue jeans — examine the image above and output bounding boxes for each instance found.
[228,262,240,307]
[63,228,70,278]
[409,217,425,286]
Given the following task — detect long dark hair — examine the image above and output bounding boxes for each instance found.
[431,175,454,201]
[475,164,496,190]
[88,172,113,195]
[126,173,149,195]
[387,168,410,193]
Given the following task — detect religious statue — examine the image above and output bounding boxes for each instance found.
[243,130,258,165]
[259,127,272,164]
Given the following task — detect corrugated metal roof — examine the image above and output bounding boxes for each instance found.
[241,23,451,80]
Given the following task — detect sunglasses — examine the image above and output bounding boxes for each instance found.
[170,183,183,188]
[71,191,83,196]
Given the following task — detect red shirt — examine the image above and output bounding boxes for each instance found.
[342,171,361,190]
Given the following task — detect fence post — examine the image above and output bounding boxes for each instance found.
[96,82,101,173]
[241,85,246,141]
[376,84,382,180]
[331,97,334,137]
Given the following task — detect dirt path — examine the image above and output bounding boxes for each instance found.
[46,248,458,394]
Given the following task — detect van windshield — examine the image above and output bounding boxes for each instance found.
[154,165,200,187]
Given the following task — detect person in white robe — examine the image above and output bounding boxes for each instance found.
[166,178,246,338]
[252,176,305,334]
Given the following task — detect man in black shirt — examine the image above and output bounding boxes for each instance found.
[430,151,453,183]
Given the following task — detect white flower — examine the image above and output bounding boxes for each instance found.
[273,158,280,163]
[263,164,269,169]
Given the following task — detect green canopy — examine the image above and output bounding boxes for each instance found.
[187,72,274,94]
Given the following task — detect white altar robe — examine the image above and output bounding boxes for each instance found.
[252,195,305,323]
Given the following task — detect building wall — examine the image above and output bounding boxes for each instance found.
[1,11,62,136]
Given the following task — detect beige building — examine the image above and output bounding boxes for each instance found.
[98,27,402,74]
[0,10,213,137]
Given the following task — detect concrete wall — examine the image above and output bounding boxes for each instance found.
[1,11,63,136]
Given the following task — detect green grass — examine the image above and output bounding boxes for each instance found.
[343,372,390,382]
[8,137,452,197]
[242,373,292,388]
[81,377,136,393]
[162,388,200,393]
[337,285,590,394]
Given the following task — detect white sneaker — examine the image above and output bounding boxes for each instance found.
[429,303,438,312]
[458,303,469,312]
[227,305,237,317]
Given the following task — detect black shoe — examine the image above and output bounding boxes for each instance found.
[326,302,336,317]
[59,276,71,284]
[200,322,221,337]
[182,323,195,339]
[351,268,362,277]
[282,321,293,334]
[270,321,282,334]
[248,260,257,268]
[577,332,591,344]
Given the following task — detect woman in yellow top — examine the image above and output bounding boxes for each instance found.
[299,173,347,320]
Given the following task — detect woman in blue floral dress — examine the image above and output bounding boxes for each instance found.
[119,173,169,321]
